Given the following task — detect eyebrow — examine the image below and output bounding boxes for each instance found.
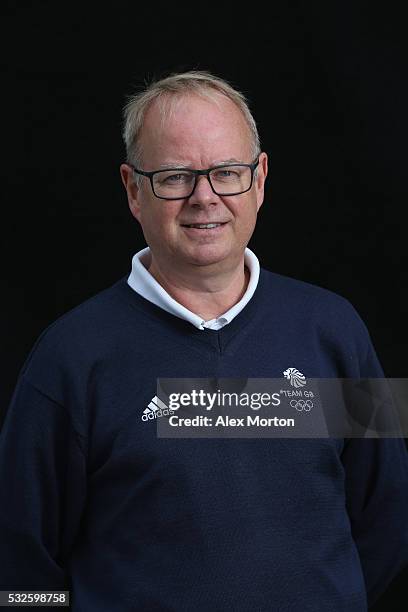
[158,158,245,169]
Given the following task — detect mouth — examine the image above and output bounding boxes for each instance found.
[180,221,229,229]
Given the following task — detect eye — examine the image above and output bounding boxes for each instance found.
[158,172,192,185]
[212,168,241,180]
[166,174,185,183]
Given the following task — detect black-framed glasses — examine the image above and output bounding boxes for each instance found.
[130,157,260,200]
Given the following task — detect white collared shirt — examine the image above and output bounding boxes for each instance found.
[127,247,260,330]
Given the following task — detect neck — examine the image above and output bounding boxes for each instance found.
[143,251,250,321]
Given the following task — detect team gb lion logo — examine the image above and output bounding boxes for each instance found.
[283,368,306,388]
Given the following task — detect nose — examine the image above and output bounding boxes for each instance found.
[187,174,220,207]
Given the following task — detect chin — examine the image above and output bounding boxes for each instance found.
[182,245,233,267]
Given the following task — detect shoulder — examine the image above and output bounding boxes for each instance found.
[259,267,374,357]
[260,267,363,318]
[20,277,133,382]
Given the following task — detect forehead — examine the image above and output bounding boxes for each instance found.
[139,93,253,166]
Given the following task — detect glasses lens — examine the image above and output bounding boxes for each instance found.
[153,170,195,198]
[209,165,252,195]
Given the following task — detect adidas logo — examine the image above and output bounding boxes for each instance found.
[142,395,174,421]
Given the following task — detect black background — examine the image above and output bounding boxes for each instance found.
[1,2,407,608]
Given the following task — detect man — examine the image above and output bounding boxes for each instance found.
[0,71,407,611]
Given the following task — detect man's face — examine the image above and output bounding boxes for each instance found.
[120,94,268,273]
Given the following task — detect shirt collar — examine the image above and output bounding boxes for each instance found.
[127,247,260,330]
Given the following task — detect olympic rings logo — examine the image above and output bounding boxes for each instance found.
[290,399,313,411]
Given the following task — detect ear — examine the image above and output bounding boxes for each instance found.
[254,152,268,212]
[120,163,142,222]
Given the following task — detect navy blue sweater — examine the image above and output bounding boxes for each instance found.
[1,268,407,611]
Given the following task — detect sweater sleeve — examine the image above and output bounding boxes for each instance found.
[341,337,408,607]
[0,374,87,591]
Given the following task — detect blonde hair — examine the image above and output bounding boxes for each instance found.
[122,70,261,171]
